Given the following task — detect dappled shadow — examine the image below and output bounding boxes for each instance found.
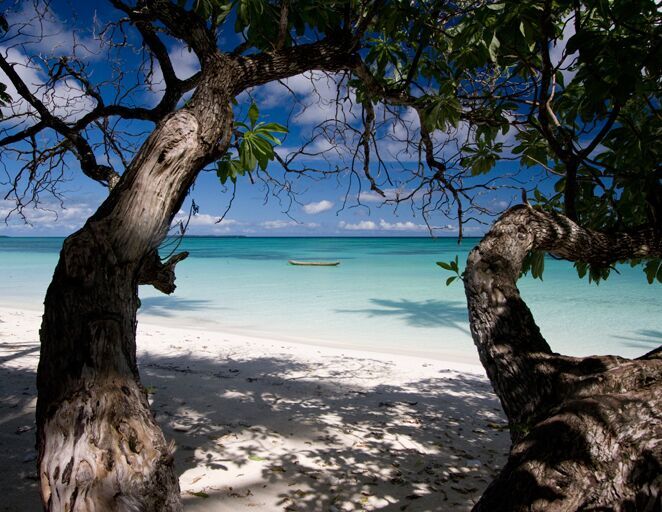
[0,342,39,364]
[139,348,508,511]
[0,337,40,511]
[0,321,509,511]
[337,298,470,332]
[468,291,662,510]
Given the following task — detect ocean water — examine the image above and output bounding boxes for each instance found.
[0,236,660,363]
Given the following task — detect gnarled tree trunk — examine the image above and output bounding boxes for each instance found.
[36,57,234,511]
[465,205,662,511]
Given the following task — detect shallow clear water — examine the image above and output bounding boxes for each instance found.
[0,236,660,363]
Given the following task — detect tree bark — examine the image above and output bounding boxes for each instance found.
[31,12,361,503]
[36,56,234,511]
[464,205,662,511]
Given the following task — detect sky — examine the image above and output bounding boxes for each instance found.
[0,0,550,237]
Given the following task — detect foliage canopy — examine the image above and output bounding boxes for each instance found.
[1,0,659,280]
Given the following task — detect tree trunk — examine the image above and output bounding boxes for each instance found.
[464,205,662,511]
[36,58,234,511]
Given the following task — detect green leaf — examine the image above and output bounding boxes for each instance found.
[248,101,259,127]
[239,138,257,171]
[248,455,266,462]
[216,156,243,184]
[446,276,457,286]
[188,491,209,498]
[530,251,545,281]
[644,259,662,284]
[419,94,461,131]
[436,261,452,271]
[488,32,500,62]
[258,122,288,133]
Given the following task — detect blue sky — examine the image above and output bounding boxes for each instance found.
[0,0,540,237]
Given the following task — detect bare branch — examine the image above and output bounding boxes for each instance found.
[138,249,189,294]
[0,51,120,188]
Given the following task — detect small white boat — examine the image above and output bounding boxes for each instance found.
[288,260,340,267]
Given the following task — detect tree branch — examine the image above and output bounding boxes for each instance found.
[465,204,662,436]
[110,0,217,61]
[231,38,355,92]
[138,249,189,294]
[0,52,120,188]
[359,99,384,196]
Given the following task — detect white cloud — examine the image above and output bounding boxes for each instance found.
[168,210,241,235]
[378,219,428,231]
[261,220,297,229]
[339,220,377,231]
[358,191,387,203]
[172,211,238,227]
[358,188,425,203]
[0,199,94,233]
[275,138,352,162]
[6,3,104,62]
[258,71,360,127]
[170,210,242,235]
[303,200,334,214]
[260,220,320,230]
[169,212,320,234]
[338,217,455,233]
[168,45,200,81]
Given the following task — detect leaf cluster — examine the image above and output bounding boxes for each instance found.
[217,102,287,184]
[436,255,463,286]
[187,0,351,50]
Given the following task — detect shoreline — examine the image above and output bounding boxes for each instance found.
[0,306,508,511]
[0,300,481,366]
[137,313,483,367]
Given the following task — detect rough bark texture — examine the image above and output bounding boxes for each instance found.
[465,205,662,511]
[36,55,235,511]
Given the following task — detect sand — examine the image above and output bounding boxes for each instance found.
[0,307,509,511]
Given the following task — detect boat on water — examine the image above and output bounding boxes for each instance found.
[288,260,340,267]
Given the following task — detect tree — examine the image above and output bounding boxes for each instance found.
[0,0,659,510]
[446,1,662,509]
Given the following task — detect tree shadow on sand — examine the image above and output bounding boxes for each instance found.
[139,348,508,511]
[0,332,509,511]
[0,340,40,511]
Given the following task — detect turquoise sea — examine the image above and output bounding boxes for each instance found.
[0,236,660,363]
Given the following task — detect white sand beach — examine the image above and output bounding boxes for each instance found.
[0,307,509,511]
